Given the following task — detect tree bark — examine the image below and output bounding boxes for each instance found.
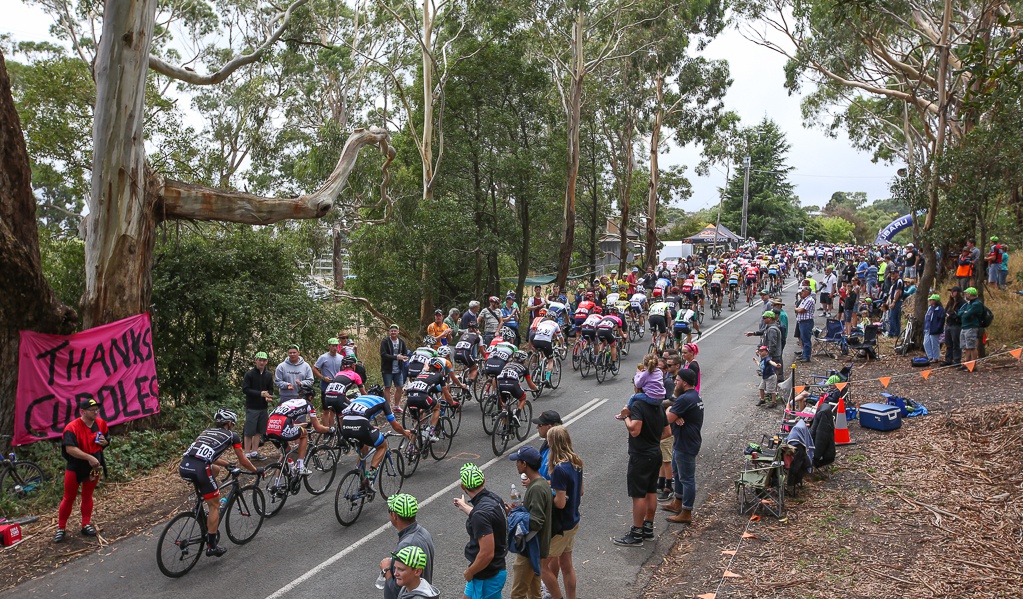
[556,12,585,290]
[645,77,664,268]
[0,50,78,441]
[332,223,345,289]
[617,110,635,273]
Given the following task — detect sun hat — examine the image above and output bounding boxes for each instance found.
[393,545,428,570]
[255,351,268,359]
[328,337,340,345]
[460,463,485,489]
[386,493,419,519]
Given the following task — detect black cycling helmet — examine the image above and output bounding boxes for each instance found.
[367,384,384,396]
[299,382,317,398]
[341,355,358,367]
[214,408,238,425]
[467,319,478,329]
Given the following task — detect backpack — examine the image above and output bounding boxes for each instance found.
[980,305,995,328]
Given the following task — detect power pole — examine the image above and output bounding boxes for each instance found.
[740,155,751,241]
[712,163,729,256]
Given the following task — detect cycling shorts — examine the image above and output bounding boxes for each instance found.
[323,394,350,415]
[454,348,477,367]
[597,329,616,344]
[340,416,384,448]
[179,457,219,500]
[745,277,757,284]
[573,314,588,326]
[497,379,525,403]
[581,326,597,341]
[629,305,643,314]
[266,414,303,442]
[533,339,554,359]
[406,363,426,380]
[484,360,507,377]
[405,393,438,411]
[673,322,691,336]
[647,315,667,334]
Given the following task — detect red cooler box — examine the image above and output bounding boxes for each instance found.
[0,523,23,546]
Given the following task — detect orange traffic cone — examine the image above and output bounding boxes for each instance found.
[834,397,854,445]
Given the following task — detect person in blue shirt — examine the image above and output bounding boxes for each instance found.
[542,425,583,599]
[532,410,563,480]
[501,293,521,345]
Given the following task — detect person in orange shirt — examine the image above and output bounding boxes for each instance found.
[426,309,452,348]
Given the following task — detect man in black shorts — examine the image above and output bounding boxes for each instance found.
[496,351,539,422]
[404,359,448,442]
[454,321,483,383]
[179,409,262,557]
[613,386,667,547]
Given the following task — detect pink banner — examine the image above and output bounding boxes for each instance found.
[14,313,160,445]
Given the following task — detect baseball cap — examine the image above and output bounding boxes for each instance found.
[254,351,268,359]
[386,493,419,519]
[434,309,444,315]
[762,310,776,319]
[991,236,999,242]
[632,267,639,272]
[928,294,941,301]
[611,269,618,274]
[757,345,768,351]
[826,375,842,385]
[393,545,428,570]
[760,289,770,295]
[949,286,961,292]
[79,398,100,411]
[964,287,978,296]
[389,324,400,330]
[328,337,340,345]
[460,463,485,489]
[531,410,563,426]
[287,344,300,351]
[508,446,542,470]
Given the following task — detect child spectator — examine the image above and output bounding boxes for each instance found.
[756,346,781,407]
[628,353,666,409]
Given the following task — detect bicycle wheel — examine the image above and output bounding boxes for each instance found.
[491,412,511,456]
[225,484,265,545]
[333,470,364,526]
[516,401,533,441]
[378,451,404,499]
[529,356,544,399]
[303,446,338,496]
[481,395,499,434]
[397,434,422,478]
[620,336,631,357]
[156,511,204,578]
[595,352,607,383]
[580,347,592,378]
[430,417,454,460]
[260,463,289,518]
[549,359,562,390]
[446,400,463,436]
[0,459,45,500]
[572,342,582,371]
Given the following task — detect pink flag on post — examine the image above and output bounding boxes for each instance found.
[14,313,161,445]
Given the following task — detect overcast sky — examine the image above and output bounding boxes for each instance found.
[4,3,898,212]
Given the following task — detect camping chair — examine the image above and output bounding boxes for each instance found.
[812,318,847,359]
[847,324,879,361]
[735,434,787,518]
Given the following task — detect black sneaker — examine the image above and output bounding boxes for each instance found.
[81,524,97,537]
[612,527,645,547]
[656,488,672,501]
[756,399,767,406]
[206,545,228,558]
[54,529,66,543]
[642,521,655,540]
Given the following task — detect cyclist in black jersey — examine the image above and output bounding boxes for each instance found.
[404,359,448,441]
[497,352,539,422]
[179,408,263,557]
[322,356,366,427]
[453,322,482,383]
[266,384,333,476]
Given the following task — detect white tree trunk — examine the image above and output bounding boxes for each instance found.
[556,10,585,290]
[645,75,664,268]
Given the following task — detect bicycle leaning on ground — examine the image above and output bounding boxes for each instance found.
[0,435,45,502]
[156,467,265,578]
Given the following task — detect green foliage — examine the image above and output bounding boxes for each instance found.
[39,235,86,310]
[813,215,856,243]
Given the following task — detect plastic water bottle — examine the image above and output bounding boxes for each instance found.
[509,484,520,502]
[219,497,228,511]
[375,570,387,590]
[286,458,294,473]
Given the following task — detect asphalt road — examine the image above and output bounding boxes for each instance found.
[5,289,791,599]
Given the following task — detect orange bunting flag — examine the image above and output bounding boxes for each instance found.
[835,382,848,391]
[723,571,743,578]
[697,594,717,599]
[1010,348,1022,360]
[879,376,891,388]
[741,532,758,539]
[749,515,761,522]
[794,385,805,394]
[965,360,976,372]
[920,369,932,380]
[721,550,736,556]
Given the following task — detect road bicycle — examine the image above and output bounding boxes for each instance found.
[527,350,562,397]
[490,391,533,456]
[0,436,45,502]
[627,315,645,341]
[594,340,621,384]
[571,336,589,371]
[647,330,675,356]
[728,285,738,311]
[397,401,454,478]
[156,467,264,578]
[578,338,595,378]
[333,431,404,526]
[710,293,722,320]
[260,435,337,517]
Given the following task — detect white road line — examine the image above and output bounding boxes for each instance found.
[264,396,613,599]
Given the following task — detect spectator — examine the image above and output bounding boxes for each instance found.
[955,247,975,290]
[756,345,781,407]
[502,294,521,346]
[820,266,838,317]
[664,368,704,524]
[381,493,435,599]
[628,354,666,410]
[461,301,480,330]
[478,296,504,345]
[380,325,409,412]
[337,331,367,384]
[526,285,547,319]
[966,239,982,285]
[885,269,905,338]
[679,343,701,393]
[241,351,275,458]
[865,258,879,298]
[770,297,789,352]
[748,310,783,374]
[943,287,965,366]
[391,546,439,599]
[531,410,563,479]
[999,243,1010,288]
[957,287,985,370]
[986,236,1004,289]
[508,446,551,599]
[842,281,859,335]
[542,426,583,599]
[904,243,919,280]
[275,344,313,401]
[427,309,452,348]
[923,294,945,363]
[656,356,682,500]
[794,286,815,362]
[313,337,344,409]
[55,398,109,543]
[453,463,508,599]
[446,308,462,340]
[613,374,667,547]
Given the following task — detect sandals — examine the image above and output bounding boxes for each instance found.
[54,529,66,543]
[81,523,98,537]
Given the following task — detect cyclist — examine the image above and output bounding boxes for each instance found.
[693,273,707,311]
[629,289,648,326]
[265,383,333,475]
[767,260,780,290]
[673,300,700,345]
[663,286,682,317]
[406,341,439,380]
[573,292,597,333]
[496,351,539,424]
[744,263,759,302]
[179,409,263,557]
[404,358,448,442]
[579,307,602,352]
[532,314,564,387]
[340,391,413,476]
[605,286,621,308]
[647,298,671,350]
[322,355,366,427]
[436,346,469,404]
[482,338,517,396]
[727,268,740,305]
[453,321,483,385]
[709,270,724,311]
[595,309,625,366]
[526,308,548,350]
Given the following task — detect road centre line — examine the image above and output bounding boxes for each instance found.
[265,395,613,599]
